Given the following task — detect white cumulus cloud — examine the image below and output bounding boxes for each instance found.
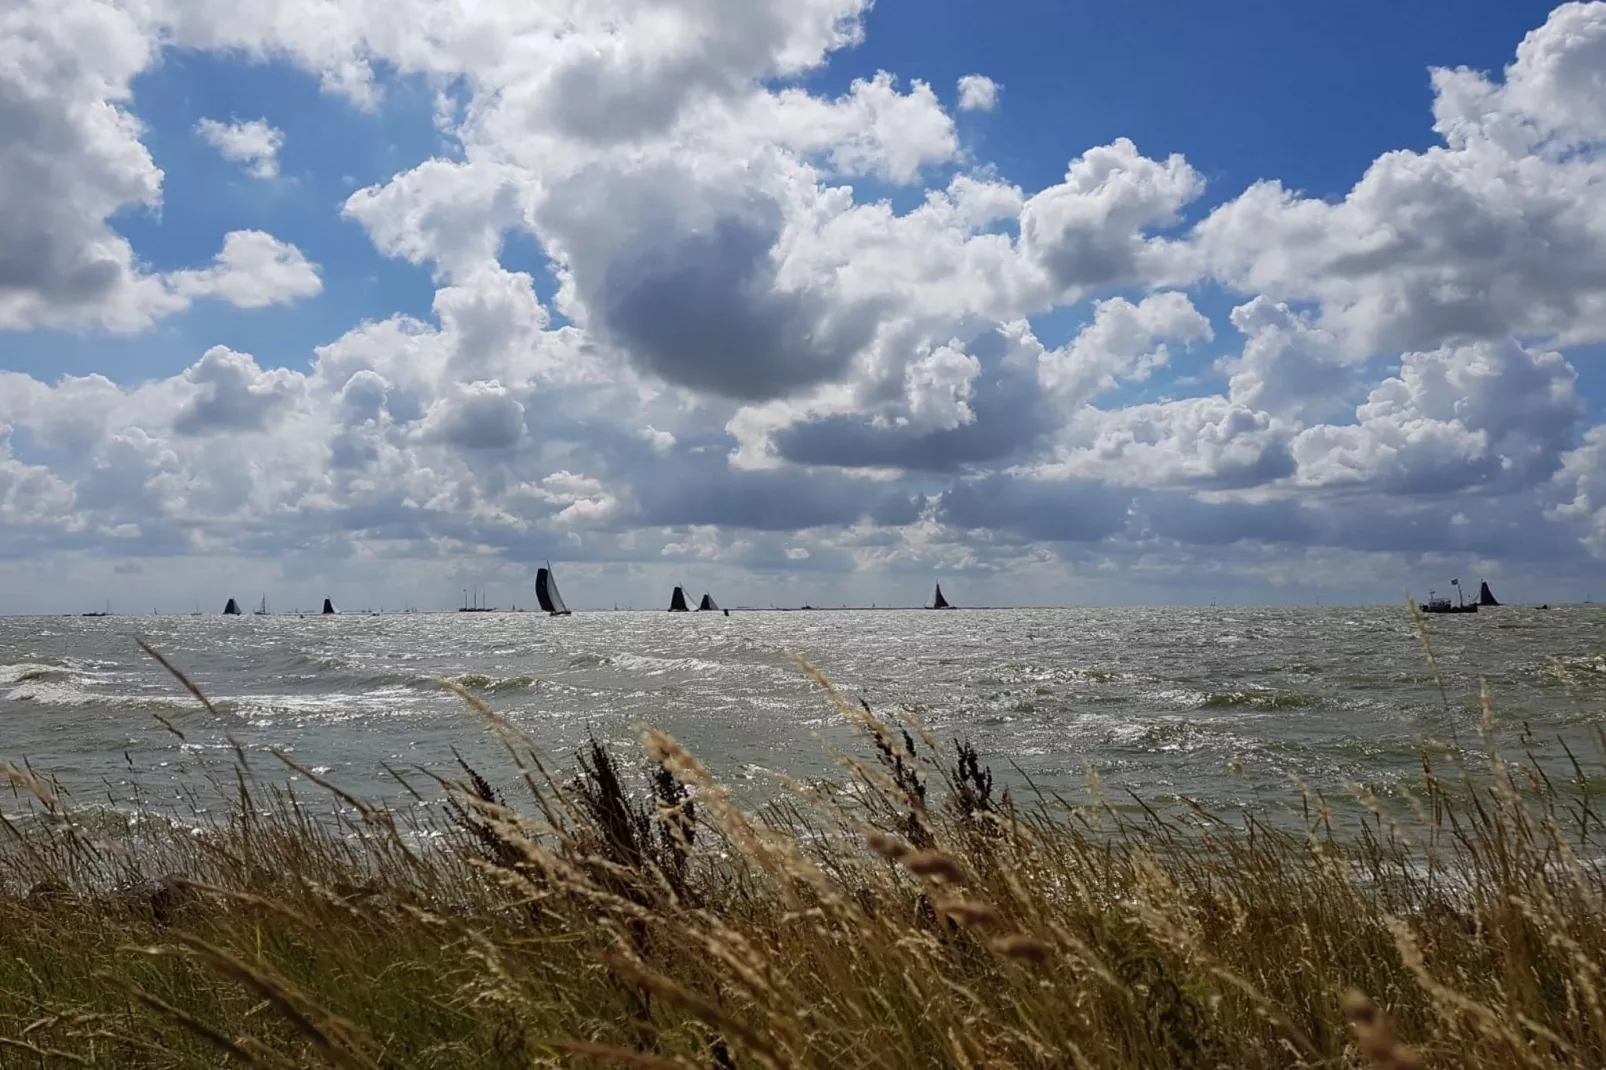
[195,117,284,178]
[956,74,1000,112]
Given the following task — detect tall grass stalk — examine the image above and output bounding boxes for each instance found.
[1,653,1603,1068]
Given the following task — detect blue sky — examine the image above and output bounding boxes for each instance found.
[3,0,1605,611]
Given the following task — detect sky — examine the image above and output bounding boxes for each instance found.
[3,0,1606,612]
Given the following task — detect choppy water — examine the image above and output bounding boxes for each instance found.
[3,606,1605,823]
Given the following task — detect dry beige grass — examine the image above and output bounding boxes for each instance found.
[0,649,1603,1068]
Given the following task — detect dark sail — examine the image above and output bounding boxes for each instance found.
[1478,582,1501,607]
[932,583,951,610]
[537,566,571,616]
[322,598,337,615]
[223,598,241,615]
[668,586,690,612]
[698,593,719,612]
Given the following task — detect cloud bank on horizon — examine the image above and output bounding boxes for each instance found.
[2,0,1605,609]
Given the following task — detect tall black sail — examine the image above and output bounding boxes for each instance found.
[537,566,571,616]
[932,583,951,610]
[668,586,690,612]
[698,593,719,612]
[1478,582,1501,607]
[322,598,337,615]
[223,598,241,616]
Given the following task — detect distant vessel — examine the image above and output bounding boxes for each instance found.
[1478,582,1501,607]
[930,583,955,610]
[223,598,242,616]
[1422,579,1477,615]
[82,599,110,618]
[458,588,494,613]
[253,594,269,616]
[322,598,337,615]
[535,563,572,617]
[698,592,719,612]
[668,586,690,612]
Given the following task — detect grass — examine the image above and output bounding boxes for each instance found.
[0,648,1604,1068]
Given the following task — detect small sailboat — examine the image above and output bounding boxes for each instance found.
[322,598,338,615]
[223,598,242,616]
[697,593,719,612]
[535,563,572,617]
[1478,581,1501,607]
[930,582,955,610]
[668,586,690,612]
[253,594,269,616]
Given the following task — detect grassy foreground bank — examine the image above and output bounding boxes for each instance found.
[2,662,1605,1069]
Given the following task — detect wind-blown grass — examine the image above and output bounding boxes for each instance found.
[1,650,1604,1068]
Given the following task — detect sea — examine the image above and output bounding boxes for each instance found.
[3,606,1604,829]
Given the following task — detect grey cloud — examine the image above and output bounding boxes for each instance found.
[1141,495,1314,547]
[0,5,159,327]
[421,382,526,450]
[635,460,886,531]
[1291,340,1582,494]
[938,477,1130,543]
[867,490,923,527]
[1136,487,1581,563]
[541,168,878,401]
[775,331,1046,471]
[772,325,1049,471]
[1312,495,1583,562]
[595,213,876,400]
[173,347,305,436]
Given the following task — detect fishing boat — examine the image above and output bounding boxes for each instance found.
[668,586,690,612]
[697,593,719,612]
[1421,579,1478,615]
[535,563,572,617]
[223,598,242,616]
[930,582,956,610]
[322,598,338,615]
[82,599,110,618]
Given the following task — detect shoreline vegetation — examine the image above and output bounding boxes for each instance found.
[2,651,1605,1067]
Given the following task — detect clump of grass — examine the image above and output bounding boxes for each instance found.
[1,651,1605,1068]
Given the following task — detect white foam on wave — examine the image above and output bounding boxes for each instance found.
[0,663,67,685]
[4,678,98,706]
[609,652,738,677]
[230,688,441,727]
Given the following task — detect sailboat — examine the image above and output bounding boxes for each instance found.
[223,598,242,616]
[930,582,955,610]
[1478,581,1501,607]
[697,593,719,612]
[535,563,572,617]
[322,598,338,615]
[458,588,495,613]
[253,594,269,616]
[668,586,690,612]
[1421,579,1478,615]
